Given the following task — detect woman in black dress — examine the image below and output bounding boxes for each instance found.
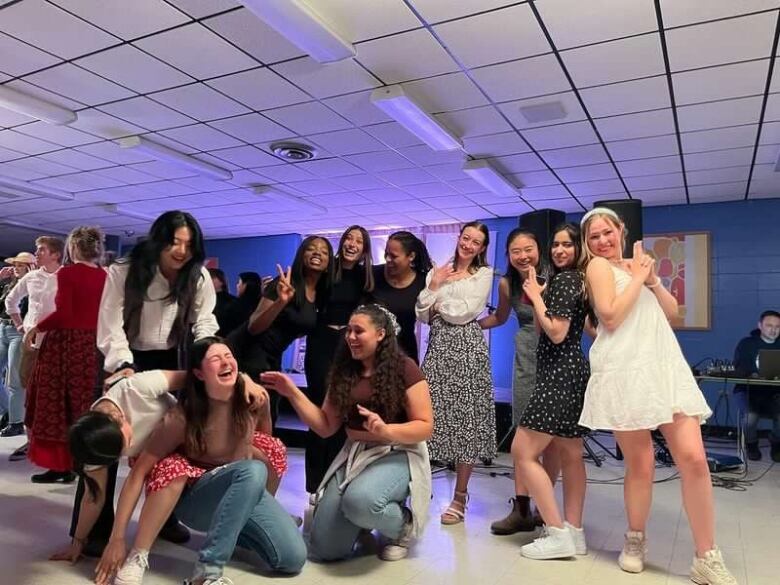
[372,231,432,363]
[209,268,235,333]
[513,223,592,560]
[304,225,373,494]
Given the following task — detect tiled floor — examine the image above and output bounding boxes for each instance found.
[1,434,777,585]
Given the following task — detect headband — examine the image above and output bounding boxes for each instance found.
[357,303,401,336]
[580,206,621,227]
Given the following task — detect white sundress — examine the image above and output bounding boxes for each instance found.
[579,264,711,431]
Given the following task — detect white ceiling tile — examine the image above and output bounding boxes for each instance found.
[606,134,680,161]
[436,107,512,139]
[759,121,780,144]
[98,97,194,133]
[0,160,46,181]
[134,23,258,80]
[129,160,197,180]
[285,179,345,196]
[454,179,494,195]
[447,206,496,221]
[540,144,610,168]
[520,184,570,200]
[672,60,770,106]
[761,92,780,121]
[254,164,314,183]
[534,197,585,213]
[681,125,758,153]
[51,0,189,40]
[355,29,459,84]
[0,0,118,60]
[686,166,751,186]
[40,150,115,171]
[676,96,763,132]
[160,124,243,151]
[76,45,195,94]
[404,209,457,223]
[535,0,657,50]
[296,158,363,178]
[555,163,618,183]
[404,183,459,198]
[5,79,82,112]
[688,184,746,203]
[323,90,391,126]
[580,76,671,118]
[25,63,135,106]
[210,145,280,168]
[625,172,684,190]
[508,169,559,188]
[683,147,754,171]
[754,143,780,163]
[0,146,26,163]
[357,188,413,202]
[567,178,626,197]
[0,130,60,155]
[747,162,776,180]
[660,0,779,28]
[396,144,465,167]
[271,57,380,99]
[77,141,153,165]
[522,121,600,150]
[264,102,352,135]
[209,113,295,144]
[562,33,665,88]
[470,54,570,103]
[345,151,415,172]
[498,92,587,131]
[0,32,61,77]
[463,132,530,157]
[594,109,676,142]
[0,156,76,178]
[308,129,385,156]
[206,68,311,111]
[0,108,35,129]
[401,73,489,113]
[748,178,780,197]
[433,4,550,69]
[35,172,121,192]
[665,13,775,72]
[363,122,423,148]
[331,173,389,190]
[578,193,630,209]
[483,201,534,216]
[616,155,682,177]
[311,0,420,41]
[14,122,99,148]
[151,83,250,121]
[411,0,518,23]
[68,109,146,140]
[383,199,434,213]
[166,0,239,19]
[633,187,687,205]
[489,153,548,174]
[96,166,158,185]
[376,167,437,186]
[426,162,469,181]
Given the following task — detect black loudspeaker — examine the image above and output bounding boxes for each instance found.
[518,208,567,248]
[593,199,643,257]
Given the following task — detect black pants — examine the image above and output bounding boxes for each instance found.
[303,326,347,494]
[70,347,179,544]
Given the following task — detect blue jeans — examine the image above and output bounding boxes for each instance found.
[0,322,23,423]
[736,389,780,443]
[174,460,306,580]
[310,450,411,561]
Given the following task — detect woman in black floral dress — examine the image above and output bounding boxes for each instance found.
[514,223,593,560]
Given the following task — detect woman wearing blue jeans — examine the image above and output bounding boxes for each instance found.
[262,303,433,562]
[96,337,305,585]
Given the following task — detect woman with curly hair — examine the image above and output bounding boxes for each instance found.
[262,303,433,562]
[24,226,107,483]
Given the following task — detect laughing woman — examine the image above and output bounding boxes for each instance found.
[416,221,494,525]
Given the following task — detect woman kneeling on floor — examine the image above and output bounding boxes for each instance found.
[262,303,433,562]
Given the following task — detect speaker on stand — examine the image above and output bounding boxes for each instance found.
[518,208,567,248]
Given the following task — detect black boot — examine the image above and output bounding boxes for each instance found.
[746,442,761,461]
[31,470,76,484]
[490,495,535,535]
[0,422,25,437]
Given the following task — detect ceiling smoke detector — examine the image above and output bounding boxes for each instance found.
[270,142,317,162]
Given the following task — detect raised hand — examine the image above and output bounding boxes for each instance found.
[522,266,546,302]
[259,371,297,398]
[275,264,295,305]
[429,261,456,291]
[629,240,654,281]
[0,266,14,280]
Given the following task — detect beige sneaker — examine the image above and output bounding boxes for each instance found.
[618,531,646,573]
[690,547,738,585]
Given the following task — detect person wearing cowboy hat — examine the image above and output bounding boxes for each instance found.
[0,252,36,438]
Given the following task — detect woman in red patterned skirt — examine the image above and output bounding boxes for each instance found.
[24,226,107,483]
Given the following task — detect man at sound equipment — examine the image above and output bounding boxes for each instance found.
[733,310,780,462]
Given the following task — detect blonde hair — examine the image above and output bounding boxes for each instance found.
[580,210,627,267]
[66,226,105,264]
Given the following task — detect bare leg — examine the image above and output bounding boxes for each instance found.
[613,430,655,532]
[510,430,530,495]
[542,441,561,487]
[133,477,187,551]
[441,463,472,523]
[658,414,714,556]
[555,437,586,528]
[515,428,560,527]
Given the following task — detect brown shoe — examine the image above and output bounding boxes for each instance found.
[490,496,536,534]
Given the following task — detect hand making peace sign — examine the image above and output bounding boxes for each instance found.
[275,263,295,305]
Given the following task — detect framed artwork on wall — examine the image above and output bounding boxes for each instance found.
[643,231,711,330]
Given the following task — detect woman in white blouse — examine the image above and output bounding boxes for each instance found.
[415,222,494,525]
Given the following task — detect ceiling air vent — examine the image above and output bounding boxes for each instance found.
[518,101,567,124]
[270,142,317,162]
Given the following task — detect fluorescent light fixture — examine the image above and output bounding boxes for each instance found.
[104,203,155,222]
[0,85,77,125]
[252,185,327,216]
[462,159,521,198]
[0,175,74,201]
[117,136,233,181]
[371,85,462,151]
[237,0,355,63]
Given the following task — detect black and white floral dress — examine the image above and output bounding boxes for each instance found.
[519,270,590,438]
[416,266,496,464]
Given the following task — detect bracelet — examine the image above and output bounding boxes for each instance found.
[646,278,661,289]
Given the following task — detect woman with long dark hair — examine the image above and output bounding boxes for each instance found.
[95,337,304,585]
[218,271,262,336]
[209,268,235,333]
[303,226,372,495]
[512,223,591,559]
[262,304,433,562]
[372,231,432,363]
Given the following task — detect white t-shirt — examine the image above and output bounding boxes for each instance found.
[93,370,177,458]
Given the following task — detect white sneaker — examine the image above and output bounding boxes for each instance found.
[520,525,576,560]
[564,521,587,555]
[690,547,738,585]
[114,549,149,585]
[618,531,646,573]
[380,508,413,561]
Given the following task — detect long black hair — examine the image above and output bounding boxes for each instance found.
[549,222,596,325]
[387,231,433,275]
[504,228,548,298]
[267,235,333,310]
[69,412,124,501]
[121,211,206,346]
[238,271,263,304]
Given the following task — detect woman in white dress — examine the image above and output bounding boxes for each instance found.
[579,208,736,585]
